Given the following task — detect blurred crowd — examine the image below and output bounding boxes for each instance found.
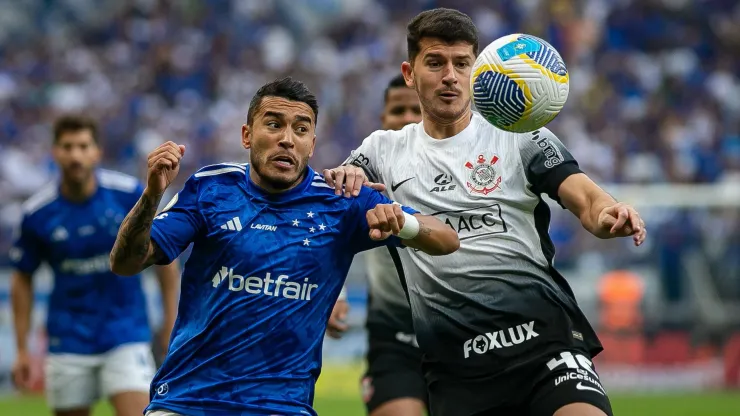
[0,0,739,301]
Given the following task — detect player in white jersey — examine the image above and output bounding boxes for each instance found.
[324,8,647,416]
[327,74,426,416]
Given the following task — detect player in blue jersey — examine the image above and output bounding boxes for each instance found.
[108,77,459,416]
[10,115,180,416]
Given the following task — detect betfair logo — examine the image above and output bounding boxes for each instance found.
[212,267,319,301]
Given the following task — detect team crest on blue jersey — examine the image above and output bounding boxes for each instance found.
[465,154,503,195]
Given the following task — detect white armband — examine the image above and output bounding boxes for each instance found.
[398,212,420,240]
[338,286,348,301]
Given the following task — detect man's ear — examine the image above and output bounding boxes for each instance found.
[308,135,316,158]
[401,62,414,89]
[241,124,251,150]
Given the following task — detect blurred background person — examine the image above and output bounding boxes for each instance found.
[9,115,179,416]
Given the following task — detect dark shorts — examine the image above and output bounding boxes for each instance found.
[362,334,429,414]
[427,349,613,416]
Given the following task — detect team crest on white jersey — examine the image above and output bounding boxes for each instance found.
[465,154,502,195]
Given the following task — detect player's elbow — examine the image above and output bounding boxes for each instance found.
[109,255,141,277]
[436,228,461,255]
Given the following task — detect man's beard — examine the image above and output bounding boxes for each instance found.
[251,154,308,190]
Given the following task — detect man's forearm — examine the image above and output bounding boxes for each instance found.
[402,215,460,256]
[110,189,164,276]
[11,272,33,354]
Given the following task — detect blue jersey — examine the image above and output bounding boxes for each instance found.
[10,170,151,355]
[147,163,418,416]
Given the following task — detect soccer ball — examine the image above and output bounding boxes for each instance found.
[471,34,569,133]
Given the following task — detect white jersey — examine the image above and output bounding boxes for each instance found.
[361,242,416,338]
[344,113,601,380]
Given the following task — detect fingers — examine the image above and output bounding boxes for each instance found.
[369,229,385,240]
[610,205,630,234]
[373,205,391,232]
[633,217,647,246]
[149,142,183,171]
[366,181,386,192]
[367,205,405,241]
[332,169,345,196]
[351,171,365,197]
[322,166,367,197]
[322,169,336,188]
[366,209,379,231]
[628,208,642,233]
[605,204,648,246]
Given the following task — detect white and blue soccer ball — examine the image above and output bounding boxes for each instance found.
[471,34,569,133]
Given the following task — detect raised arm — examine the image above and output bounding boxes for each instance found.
[110,189,168,275]
[110,141,186,276]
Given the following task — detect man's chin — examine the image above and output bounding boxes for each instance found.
[262,170,304,190]
[62,170,93,185]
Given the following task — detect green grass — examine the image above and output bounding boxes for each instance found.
[2,394,740,416]
[1,363,738,415]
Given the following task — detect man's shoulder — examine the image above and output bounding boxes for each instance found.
[21,184,60,219]
[190,162,248,185]
[98,169,141,194]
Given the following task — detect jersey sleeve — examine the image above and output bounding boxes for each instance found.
[341,131,385,184]
[346,186,420,254]
[10,214,44,274]
[150,176,205,264]
[520,128,583,206]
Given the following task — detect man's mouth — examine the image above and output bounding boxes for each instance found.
[439,91,459,101]
[272,155,295,169]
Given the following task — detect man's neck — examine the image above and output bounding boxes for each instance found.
[61,175,97,203]
[250,169,306,194]
[422,106,473,140]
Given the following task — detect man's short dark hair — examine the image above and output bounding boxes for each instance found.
[53,115,99,145]
[247,77,319,125]
[384,74,410,104]
[407,8,479,62]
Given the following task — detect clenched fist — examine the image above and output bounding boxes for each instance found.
[147,141,185,196]
[366,203,407,241]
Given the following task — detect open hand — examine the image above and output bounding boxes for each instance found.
[598,202,647,246]
[323,165,385,197]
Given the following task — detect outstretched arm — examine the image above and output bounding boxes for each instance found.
[366,204,459,256]
[558,173,646,245]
